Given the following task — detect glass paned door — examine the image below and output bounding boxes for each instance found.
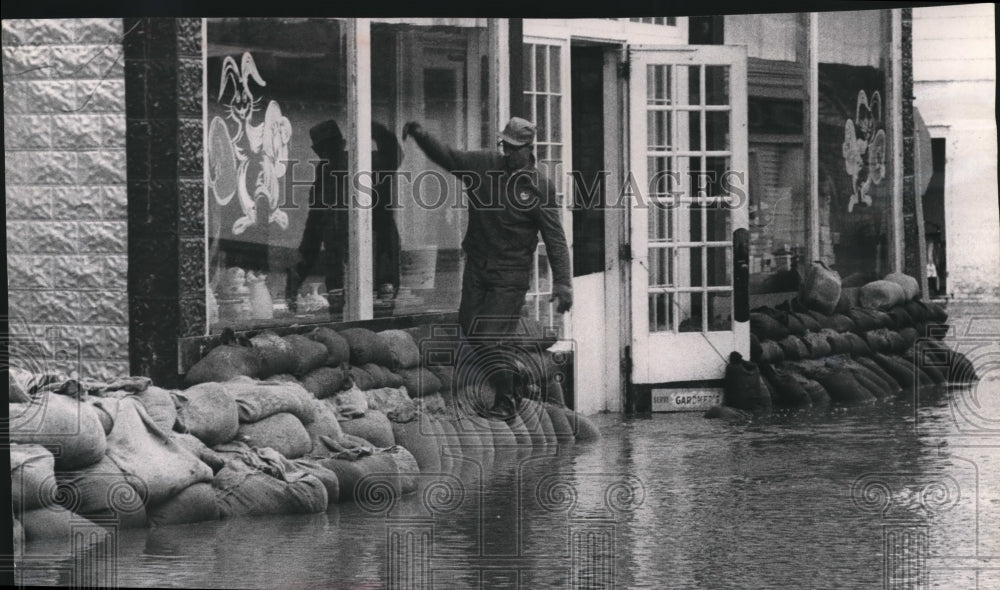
[628,46,748,383]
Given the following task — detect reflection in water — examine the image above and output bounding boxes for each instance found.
[19,379,1000,589]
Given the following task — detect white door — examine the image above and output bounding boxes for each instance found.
[628,45,749,384]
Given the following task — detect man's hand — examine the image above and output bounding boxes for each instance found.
[401,121,422,141]
[550,284,573,314]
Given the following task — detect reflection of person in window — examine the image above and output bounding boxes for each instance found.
[289,120,402,309]
[401,117,572,414]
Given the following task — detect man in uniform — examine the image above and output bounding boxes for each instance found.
[401,117,572,414]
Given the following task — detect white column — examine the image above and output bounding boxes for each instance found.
[347,18,373,320]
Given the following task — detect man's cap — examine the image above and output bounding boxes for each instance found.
[310,120,345,150]
[498,117,536,147]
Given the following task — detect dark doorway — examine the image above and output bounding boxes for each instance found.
[923,138,946,298]
[571,45,606,277]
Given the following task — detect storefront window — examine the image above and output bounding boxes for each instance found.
[727,13,809,295]
[367,20,491,318]
[205,18,350,330]
[817,10,892,286]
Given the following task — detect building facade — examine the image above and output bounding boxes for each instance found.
[4,11,927,414]
[913,3,999,302]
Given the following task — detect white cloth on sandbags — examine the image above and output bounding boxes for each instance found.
[365,387,417,423]
[104,396,214,507]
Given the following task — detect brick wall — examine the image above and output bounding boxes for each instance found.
[4,18,129,381]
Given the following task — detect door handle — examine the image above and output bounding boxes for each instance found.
[733,228,749,323]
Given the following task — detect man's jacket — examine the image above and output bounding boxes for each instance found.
[409,128,572,290]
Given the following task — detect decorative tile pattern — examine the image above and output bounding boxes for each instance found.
[178,178,206,236]
[179,237,206,295]
[4,18,131,384]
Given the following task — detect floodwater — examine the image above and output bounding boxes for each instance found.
[17,308,1000,589]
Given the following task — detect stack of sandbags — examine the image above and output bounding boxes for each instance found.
[185,344,264,386]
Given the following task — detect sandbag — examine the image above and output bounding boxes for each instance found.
[835,289,854,314]
[283,334,330,377]
[563,408,601,442]
[301,366,348,399]
[105,397,214,506]
[813,368,876,406]
[169,432,226,473]
[455,414,494,476]
[750,334,762,362]
[377,329,422,371]
[340,328,394,367]
[783,312,807,336]
[238,412,312,459]
[308,327,351,367]
[434,417,461,473]
[175,382,240,447]
[828,314,857,334]
[10,393,107,470]
[249,331,298,377]
[55,455,148,528]
[802,332,832,359]
[924,340,978,383]
[427,364,456,394]
[222,377,316,425]
[820,329,853,356]
[290,457,341,503]
[847,308,880,332]
[859,280,906,311]
[750,313,790,341]
[844,332,872,356]
[21,506,106,542]
[214,457,328,516]
[361,363,404,390]
[924,301,949,322]
[760,365,812,408]
[11,444,56,511]
[909,352,947,385]
[184,344,264,386]
[871,353,919,389]
[319,452,399,501]
[884,272,920,301]
[887,307,913,331]
[805,309,836,331]
[544,376,567,407]
[545,403,575,444]
[147,482,220,526]
[897,327,920,353]
[266,374,300,383]
[854,356,903,390]
[341,410,395,448]
[864,329,894,354]
[514,400,548,448]
[385,446,420,495]
[704,405,752,421]
[347,365,376,391]
[398,367,443,398]
[799,261,842,315]
[724,352,771,413]
[505,413,533,447]
[844,360,897,399]
[85,396,117,435]
[791,311,822,332]
[391,413,443,473]
[525,399,557,446]
[758,340,785,364]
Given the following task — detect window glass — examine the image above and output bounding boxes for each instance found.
[368,21,490,317]
[524,43,565,333]
[206,18,350,331]
[728,13,809,295]
[817,10,892,286]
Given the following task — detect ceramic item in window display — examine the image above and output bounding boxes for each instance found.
[297,283,330,314]
[247,271,274,319]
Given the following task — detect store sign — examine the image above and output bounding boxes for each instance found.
[651,387,723,412]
